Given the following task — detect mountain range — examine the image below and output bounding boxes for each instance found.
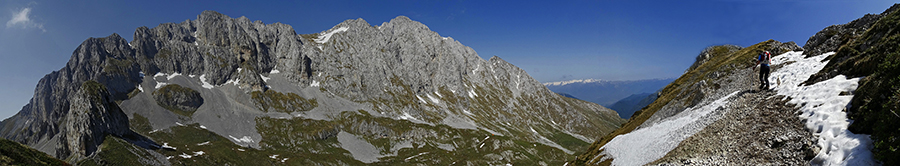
[0,11,624,165]
[544,78,673,118]
[4,3,900,166]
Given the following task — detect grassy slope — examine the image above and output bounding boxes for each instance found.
[803,8,900,164]
[0,138,69,166]
[573,40,791,165]
[84,87,583,165]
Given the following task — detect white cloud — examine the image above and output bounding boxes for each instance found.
[6,7,45,32]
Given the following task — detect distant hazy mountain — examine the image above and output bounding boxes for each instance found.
[544,78,673,108]
[607,92,658,119]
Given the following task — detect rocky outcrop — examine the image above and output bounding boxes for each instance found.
[802,4,900,57]
[56,81,132,162]
[152,84,203,115]
[0,33,140,157]
[685,45,742,73]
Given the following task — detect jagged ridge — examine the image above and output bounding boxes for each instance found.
[0,11,625,165]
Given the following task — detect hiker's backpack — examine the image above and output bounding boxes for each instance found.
[759,51,771,65]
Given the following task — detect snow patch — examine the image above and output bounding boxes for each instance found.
[225,78,241,86]
[167,72,182,80]
[269,69,280,74]
[467,89,478,98]
[416,95,427,104]
[461,109,473,116]
[199,125,207,129]
[161,143,176,150]
[405,152,429,161]
[269,154,279,159]
[229,135,254,143]
[154,82,169,89]
[199,74,214,89]
[310,80,320,87]
[595,91,740,166]
[315,27,349,44]
[543,79,604,86]
[260,74,271,82]
[399,112,418,121]
[179,153,192,158]
[193,151,205,156]
[197,141,210,146]
[137,84,143,92]
[426,94,440,104]
[175,122,185,126]
[769,51,875,165]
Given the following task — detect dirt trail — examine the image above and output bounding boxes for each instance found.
[650,88,818,165]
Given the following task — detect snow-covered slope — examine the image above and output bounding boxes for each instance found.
[770,52,875,165]
[585,51,876,165]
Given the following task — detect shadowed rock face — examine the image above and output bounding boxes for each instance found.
[56,81,131,162]
[1,10,625,163]
[0,33,141,156]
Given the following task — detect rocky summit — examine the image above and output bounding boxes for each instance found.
[0,11,624,165]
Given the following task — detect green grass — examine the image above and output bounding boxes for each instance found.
[0,138,69,166]
[250,90,318,113]
[76,136,155,166]
[85,105,578,165]
[129,113,153,134]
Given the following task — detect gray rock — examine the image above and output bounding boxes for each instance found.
[0,33,140,157]
[56,81,131,162]
[802,4,900,57]
[1,10,626,162]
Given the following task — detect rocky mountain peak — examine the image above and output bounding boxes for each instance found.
[56,80,132,161]
[1,11,625,164]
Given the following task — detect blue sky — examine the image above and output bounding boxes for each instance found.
[0,0,895,119]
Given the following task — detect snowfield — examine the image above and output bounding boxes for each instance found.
[199,74,214,89]
[770,51,875,165]
[229,135,254,143]
[594,91,739,166]
[314,27,349,43]
[592,51,875,165]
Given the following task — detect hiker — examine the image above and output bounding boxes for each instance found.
[754,51,772,89]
